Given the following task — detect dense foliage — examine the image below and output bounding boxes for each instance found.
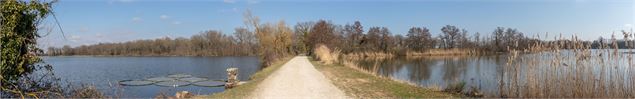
[0,0,78,98]
[1,0,52,86]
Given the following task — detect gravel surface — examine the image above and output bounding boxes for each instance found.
[250,56,347,99]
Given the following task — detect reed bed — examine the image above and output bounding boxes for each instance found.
[501,32,635,98]
[405,48,490,56]
[342,32,635,98]
[344,52,395,59]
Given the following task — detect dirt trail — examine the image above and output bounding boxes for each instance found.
[249,56,347,99]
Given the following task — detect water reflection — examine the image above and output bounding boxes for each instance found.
[346,55,509,97]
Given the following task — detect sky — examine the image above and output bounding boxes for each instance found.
[38,0,634,48]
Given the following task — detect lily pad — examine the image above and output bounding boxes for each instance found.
[147,76,176,82]
[119,80,154,86]
[192,80,225,87]
[155,81,191,87]
[167,74,192,78]
[179,77,208,82]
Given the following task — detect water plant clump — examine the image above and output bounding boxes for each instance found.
[155,80,191,87]
[147,77,176,82]
[119,74,227,88]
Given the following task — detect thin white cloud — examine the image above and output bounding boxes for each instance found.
[70,35,81,42]
[132,17,142,23]
[172,21,182,25]
[224,0,236,3]
[625,24,633,28]
[160,15,170,20]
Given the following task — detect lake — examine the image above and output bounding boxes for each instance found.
[347,49,635,97]
[42,56,261,98]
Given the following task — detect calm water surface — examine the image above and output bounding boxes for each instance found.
[351,55,504,96]
[42,56,260,98]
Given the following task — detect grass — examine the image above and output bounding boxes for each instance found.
[199,57,292,98]
[309,58,461,98]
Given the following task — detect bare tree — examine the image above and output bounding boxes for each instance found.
[492,27,505,51]
[343,21,364,52]
[406,26,432,51]
[379,27,392,52]
[365,27,382,51]
[307,20,336,53]
[440,25,462,49]
[293,22,314,54]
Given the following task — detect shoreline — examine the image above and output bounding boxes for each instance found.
[309,57,463,98]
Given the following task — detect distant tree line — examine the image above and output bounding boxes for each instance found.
[47,29,257,56]
[47,15,629,57]
[298,20,541,55]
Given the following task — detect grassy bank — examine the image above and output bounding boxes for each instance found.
[199,57,292,98]
[309,58,461,98]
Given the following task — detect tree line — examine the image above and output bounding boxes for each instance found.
[47,29,257,56]
[48,14,627,58]
[42,20,549,57]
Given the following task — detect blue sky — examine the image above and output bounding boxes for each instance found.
[38,0,634,48]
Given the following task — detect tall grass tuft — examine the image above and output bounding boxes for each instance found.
[314,44,341,65]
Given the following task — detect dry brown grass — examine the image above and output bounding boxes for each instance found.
[314,44,341,65]
[344,51,395,59]
[406,48,487,56]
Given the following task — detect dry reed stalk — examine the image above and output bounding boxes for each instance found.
[501,32,634,98]
[406,48,483,56]
[314,44,340,65]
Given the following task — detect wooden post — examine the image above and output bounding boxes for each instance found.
[225,68,239,89]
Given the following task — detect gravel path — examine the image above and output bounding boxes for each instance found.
[250,56,347,99]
